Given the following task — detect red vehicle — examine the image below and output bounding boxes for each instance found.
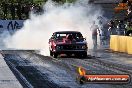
[49,31,88,58]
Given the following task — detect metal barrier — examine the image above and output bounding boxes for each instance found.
[110,35,119,52]
[110,35,132,54]
[127,36,132,54]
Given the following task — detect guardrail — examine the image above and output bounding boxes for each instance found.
[110,35,132,54]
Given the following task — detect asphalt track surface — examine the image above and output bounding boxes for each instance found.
[1,50,132,88]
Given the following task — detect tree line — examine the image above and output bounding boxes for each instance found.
[0,0,76,20]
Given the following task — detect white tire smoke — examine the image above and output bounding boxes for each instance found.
[4,0,105,55]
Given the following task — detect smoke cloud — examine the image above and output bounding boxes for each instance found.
[4,0,106,55]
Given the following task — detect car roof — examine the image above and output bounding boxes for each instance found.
[54,31,81,34]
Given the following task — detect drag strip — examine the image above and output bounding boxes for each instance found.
[2,51,63,88]
[2,50,132,88]
[5,59,33,88]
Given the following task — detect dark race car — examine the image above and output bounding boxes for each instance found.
[49,31,88,58]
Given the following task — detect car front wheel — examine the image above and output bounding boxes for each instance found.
[82,52,87,58]
[50,50,53,56]
[76,52,87,58]
[53,52,58,58]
